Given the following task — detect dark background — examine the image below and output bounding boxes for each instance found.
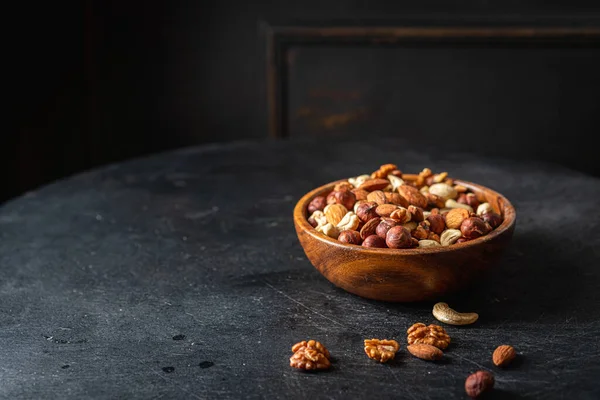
[6,1,600,204]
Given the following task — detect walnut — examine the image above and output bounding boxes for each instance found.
[371,163,398,179]
[407,323,451,350]
[290,340,331,370]
[364,339,400,363]
[415,168,433,187]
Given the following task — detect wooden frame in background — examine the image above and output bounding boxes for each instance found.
[265,25,600,138]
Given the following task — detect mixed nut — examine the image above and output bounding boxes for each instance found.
[289,302,520,398]
[306,164,504,248]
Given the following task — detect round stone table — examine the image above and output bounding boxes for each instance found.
[1,138,599,399]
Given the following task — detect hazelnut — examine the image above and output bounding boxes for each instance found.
[307,196,326,214]
[456,237,469,244]
[458,193,480,209]
[460,217,491,240]
[351,188,369,201]
[334,190,356,210]
[367,190,387,206]
[376,217,400,239]
[362,234,387,248]
[482,212,503,229]
[426,214,445,235]
[354,200,367,214]
[407,205,424,222]
[307,216,318,228]
[385,226,413,249]
[356,201,379,223]
[465,371,495,398]
[338,230,362,245]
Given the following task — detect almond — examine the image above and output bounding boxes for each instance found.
[398,185,428,208]
[375,204,398,218]
[360,217,381,240]
[492,345,516,367]
[323,203,348,226]
[407,343,443,361]
[384,192,409,207]
[351,188,369,201]
[445,208,470,229]
[424,192,446,209]
[367,190,388,206]
[358,178,390,192]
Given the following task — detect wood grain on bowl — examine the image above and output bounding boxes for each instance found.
[293,175,516,302]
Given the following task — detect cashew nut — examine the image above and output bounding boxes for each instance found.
[336,212,360,231]
[440,229,462,246]
[418,239,441,248]
[317,223,339,238]
[387,174,404,192]
[429,183,458,200]
[477,202,493,216]
[309,210,328,228]
[348,174,370,188]
[432,302,479,325]
[444,199,473,212]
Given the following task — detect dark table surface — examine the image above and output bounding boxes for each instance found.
[1,138,599,399]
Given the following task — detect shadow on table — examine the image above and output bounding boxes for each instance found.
[485,389,526,399]
[376,232,595,324]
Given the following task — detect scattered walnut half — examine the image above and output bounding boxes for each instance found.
[407,323,451,350]
[290,340,331,371]
[364,339,400,363]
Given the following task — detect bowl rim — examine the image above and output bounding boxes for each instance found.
[294,174,516,255]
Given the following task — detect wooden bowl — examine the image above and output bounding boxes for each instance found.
[293,175,516,302]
